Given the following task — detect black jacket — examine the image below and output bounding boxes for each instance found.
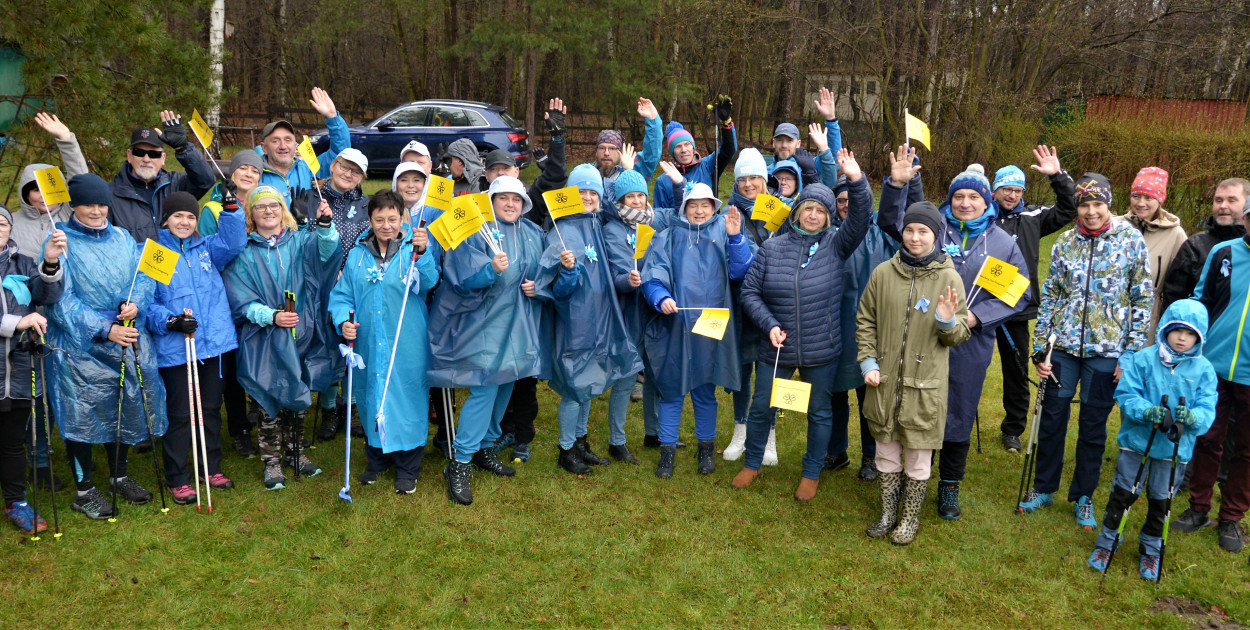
[994,171,1078,321]
[521,135,569,228]
[108,146,216,243]
[1159,217,1246,312]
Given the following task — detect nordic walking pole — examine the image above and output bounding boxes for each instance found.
[1017,334,1056,512]
[1103,395,1167,579]
[1158,396,1186,584]
[129,338,167,513]
[26,366,41,540]
[184,335,202,512]
[443,388,457,459]
[339,311,358,503]
[374,242,422,450]
[109,324,131,522]
[975,412,982,454]
[187,328,211,513]
[35,337,60,537]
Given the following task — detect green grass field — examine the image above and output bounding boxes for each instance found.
[2,174,1248,628]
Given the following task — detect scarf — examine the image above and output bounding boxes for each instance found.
[615,201,655,228]
[899,245,944,268]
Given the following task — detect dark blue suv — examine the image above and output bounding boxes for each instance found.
[309,99,530,177]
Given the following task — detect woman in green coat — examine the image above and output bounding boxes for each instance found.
[856,201,970,545]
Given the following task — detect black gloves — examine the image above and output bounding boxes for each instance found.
[714,95,733,124]
[315,211,333,228]
[545,107,566,136]
[167,314,198,335]
[160,116,188,151]
[221,179,239,210]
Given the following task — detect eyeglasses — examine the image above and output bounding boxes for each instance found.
[131,148,164,159]
[336,163,365,178]
[999,187,1024,195]
[252,203,282,212]
[836,197,850,205]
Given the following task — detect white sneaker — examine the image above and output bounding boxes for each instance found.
[763,428,779,466]
[722,423,747,461]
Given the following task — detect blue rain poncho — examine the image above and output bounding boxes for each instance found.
[535,211,642,403]
[222,225,342,417]
[427,217,546,387]
[601,203,674,346]
[47,217,168,444]
[329,228,439,452]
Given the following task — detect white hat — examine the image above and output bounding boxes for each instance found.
[681,182,723,215]
[400,140,430,161]
[488,175,533,216]
[734,148,768,180]
[335,147,369,174]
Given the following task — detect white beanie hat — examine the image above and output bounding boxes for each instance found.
[734,148,768,180]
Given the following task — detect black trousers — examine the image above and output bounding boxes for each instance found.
[219,350,251,438]
[937,440,972,482]
[500,376,538,444]
[996,318,1032,437]
[64,440,129,490]
[0,406,33,505]
[364,445,424,480]
[159,356,224,486]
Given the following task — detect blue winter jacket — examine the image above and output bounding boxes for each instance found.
[652,124,738,209]
[740,178,872,368]
[255,113,351,206]
[602,115,664,201]
[146,207,246,367]
[48,217,167,444]
[1194,235,1250,385]
[764,119,843,187]
[1113,299,1217,462]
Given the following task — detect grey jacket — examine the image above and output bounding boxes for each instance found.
[13,134,90,258]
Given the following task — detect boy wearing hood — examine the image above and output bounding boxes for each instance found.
[1088,299,1216,579]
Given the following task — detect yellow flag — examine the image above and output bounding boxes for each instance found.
[424,175,455,211]
[633,223,656,260]
[974,255,1028,307]
[690,308,731,340]
[297,136,321,174]
[770,378,812,413]
[137,239,180,285]
[33,166,71,206]
[189,109,214,148]
[750,194,791,232]
[470,192,494,222]
[543,186,584,220]
[905,112,931,150]
[426,217,454,250]
[429,195,486,250]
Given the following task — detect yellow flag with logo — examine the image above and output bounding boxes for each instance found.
[633,223,656,260]
[297,136,321,174]
[137,239,180,285]
[750,194,791,232]
[690,308,730,340]
[543,186,584,220]
[470,192,494,222]
[974,255,1029,307]
[428,195,486,250]
[34,166,71,206]
[770,378,812,413]
[189,109,214,148]
[424,175,455,212]
[905,112,931,150]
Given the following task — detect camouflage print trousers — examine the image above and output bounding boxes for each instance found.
[256,408,307,464]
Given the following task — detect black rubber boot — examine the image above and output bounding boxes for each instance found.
[575,436,609,466]
[472,448,516,477]
[444,460,473,505]
[608,443,638,464]
[696,440,716,475]
[655,445,676,479]
[558,446,592,475]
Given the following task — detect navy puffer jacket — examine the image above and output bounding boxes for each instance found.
[740,178,872,367]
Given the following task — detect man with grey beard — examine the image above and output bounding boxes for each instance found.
[109,110,215,243]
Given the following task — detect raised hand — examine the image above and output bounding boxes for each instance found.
[309,87,338,119]
[807,123,829,152]
[545,98,567,135]
[814,86,838,120]
[1031,145,1061,176]
[837,149,862,182]
[725,206,742,235]
[621,144,637,170]
[157,110,187,150]
[33,112,72,141]
[936,286,959,321]
[659,161,684,185]
[637,97,658,120]
[888,145,921,186]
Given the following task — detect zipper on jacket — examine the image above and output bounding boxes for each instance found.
[1077,235,1096,358]
[794,241,805,366]
[889,268,918,423]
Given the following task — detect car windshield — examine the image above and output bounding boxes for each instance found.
[498,111,522,128]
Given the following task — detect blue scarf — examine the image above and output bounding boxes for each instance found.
[2,275,30,305]
[940,202,997,251]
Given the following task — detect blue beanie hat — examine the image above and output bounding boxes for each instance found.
[948,164,993,207]
[993,165,1027,191]
[793,183,836,217]
[665,121,696,157]
[67,173,112,208]
[614,170,648,200]
[568,163,604,197]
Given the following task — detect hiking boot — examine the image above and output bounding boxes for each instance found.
[200,473,234,490]
[643,434,661,448]
[109,476,152,505]
[315,406,340,442]
[133,438,153,454]
[558,446,592,475]
[169,485,197,506]
[1173,508,1211,533]
[1017,488,1053,513]
[1087,546,1111,572]
[762,428,778,466]
[890,477,928,545]
[31,466,65,492]
[444,460,473,505]
[511,443,531,463]
[263,460,286,490]
[1001,434,1022,453]
[732,467,761,489]
[285,454,322,477]
[1074,496,1096,530]
[358,470,381,485]
[823,450,850,472]
[937,480,961,520]
[575,436,609,466]
[794,477,819,502]
[696,440,716,475]
[857,458,878,482]
[608,443,638,465]
[722,423,747,461]
[6,500,47,533]
[1139,553,1160,580]
[494,432,516,452]
[867,472,903,538]
[394,478,417,495]
[233,433,257,458]
[630,382,643,402]
[655,445,676,479]
[351,417,365,438]
[1218,519,1244,553]
[71,487,117,520]
[472,449,516,477]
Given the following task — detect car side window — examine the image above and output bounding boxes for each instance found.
[388,106,429,127]
[464,110,488,126]
[430,107,475,128]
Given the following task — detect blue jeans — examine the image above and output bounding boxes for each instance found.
[1095,448,1187,557]
[1033,351,1118,500]
[657,383,717,445]
[557,396,592,450]
[743,362,837,479]
[452,382,515,464]
[606,374,635,446]
[830,386,875,461]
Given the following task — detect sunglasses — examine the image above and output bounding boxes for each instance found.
[131,148,164,159]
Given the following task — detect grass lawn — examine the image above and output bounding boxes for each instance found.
[3,177,1248,628]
